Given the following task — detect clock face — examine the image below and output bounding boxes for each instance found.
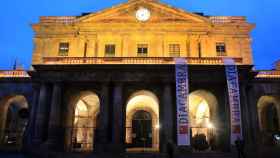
[135,8,151,22]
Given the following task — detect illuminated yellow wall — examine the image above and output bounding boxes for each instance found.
[31,0,255,65]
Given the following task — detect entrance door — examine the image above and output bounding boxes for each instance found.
[132,110,152,147]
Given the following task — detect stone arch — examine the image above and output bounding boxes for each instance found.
[189,90,218,142]
[65,91,100,152]
[257,96,280,132]
[125,90,160,151]
[0,95,29,149]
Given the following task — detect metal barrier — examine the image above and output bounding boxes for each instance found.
[68,126,96,152]
[0,130,24,150]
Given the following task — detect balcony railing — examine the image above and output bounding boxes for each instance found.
[255,71,280,78]
[42,57,243,65]
[0,70,30,78]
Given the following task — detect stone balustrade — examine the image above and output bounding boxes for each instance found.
[0,70,30,78]
[256,70,280,78]
[42,57,243,65]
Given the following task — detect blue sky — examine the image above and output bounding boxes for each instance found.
[0,0,279,70]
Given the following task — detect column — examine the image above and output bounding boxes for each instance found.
[240,84,251,144]
[27,85,40,146]
[224,88,231,152]
[95,83,109,152]
[246,86,260,144]
[161,84,174,152]
[46,83,62,150]
[34,83,49,144]
[111,83,124,152]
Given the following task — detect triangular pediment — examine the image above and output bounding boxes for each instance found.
[77,0,210,24]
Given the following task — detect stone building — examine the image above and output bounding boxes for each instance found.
[0,0,280,157]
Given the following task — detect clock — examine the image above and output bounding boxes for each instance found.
[135,8,151,22]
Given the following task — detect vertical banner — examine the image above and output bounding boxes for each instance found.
[224,58,243,145]
[175,58,190,146]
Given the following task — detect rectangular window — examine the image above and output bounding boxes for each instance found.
[137,44,148,57]
[58,42,69,56]
[105,44,115,57]
[169,44,180,57]
[216,42,226,56]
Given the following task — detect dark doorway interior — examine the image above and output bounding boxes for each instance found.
[132,110,152,148]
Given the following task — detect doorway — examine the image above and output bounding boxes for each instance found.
[132,110,152,148]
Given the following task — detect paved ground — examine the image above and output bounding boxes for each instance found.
[0,153,28,158]
[0,149,280,158]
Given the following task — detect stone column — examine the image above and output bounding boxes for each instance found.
[246,86,260,144]
[111,83,124,152]
[27,85,40,146]
[34,83,49,144]
[223,88,231,152]
[240,84,251,144]
[161,84,174,152]
[46,83,62,151]
[95,83,109,152]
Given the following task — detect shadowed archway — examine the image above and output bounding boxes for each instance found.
[0,95,29,149]
[125,90,159,152]
[188,90,218,150]
[65,91,100,152]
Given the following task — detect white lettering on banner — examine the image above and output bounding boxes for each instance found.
[175,58,190,146]
[224,58,243,145]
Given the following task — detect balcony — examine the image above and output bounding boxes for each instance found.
[42,57,243,65]
[0,70,30,78]
[255,71,280,78]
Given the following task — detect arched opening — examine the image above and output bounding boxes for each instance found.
[0,95,29,150]
[189,90,218,150]
[125,90,159,152]
[69,92,100,152]
[257,96,280,133]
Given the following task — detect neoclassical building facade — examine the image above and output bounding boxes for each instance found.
[0,0,280,157]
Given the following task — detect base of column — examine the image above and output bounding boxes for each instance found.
[175,145,192,154]
[107,143,125,153]
[44,140,64,152]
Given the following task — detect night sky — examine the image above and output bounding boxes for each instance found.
[0,0,279,70]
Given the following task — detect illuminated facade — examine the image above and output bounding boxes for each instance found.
[0,0,280,157]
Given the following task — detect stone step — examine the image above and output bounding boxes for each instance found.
[0,152,236,158]
[178,152,235,158]
[123,152,168,158]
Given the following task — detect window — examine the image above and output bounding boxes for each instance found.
[137,44,148,57]
[216,42,226,56]
[105,44,115,57]
[58,42,69,56]
[169,44,180,57]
